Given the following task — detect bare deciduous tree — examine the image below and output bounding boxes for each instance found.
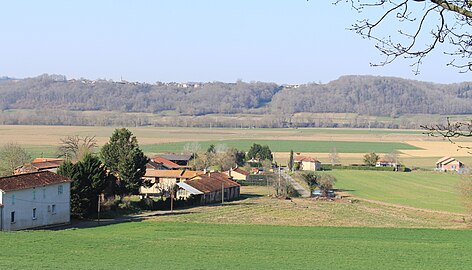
[336,0,472,73]
[422,118,472,153]
[329,147,340,166]
[0,143,31,176]
[58,135,97,161]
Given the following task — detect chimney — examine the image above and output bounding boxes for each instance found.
[229,168,232,178]
[204,168,207,174]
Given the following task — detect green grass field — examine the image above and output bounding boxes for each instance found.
[22,145,59,159]
[141,139,419,153]
[328,170,466,213]
[1,221,471,269]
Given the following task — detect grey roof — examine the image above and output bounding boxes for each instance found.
[176,182,204,195]
[161,154,193,161]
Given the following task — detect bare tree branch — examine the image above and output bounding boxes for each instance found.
[334,0,472,72]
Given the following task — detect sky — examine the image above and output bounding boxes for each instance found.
[0,0,469,84]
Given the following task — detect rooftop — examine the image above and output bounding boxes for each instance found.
[186,172,240,193]
[0,171,72,192]
[144,169,203,179]
[160,154,193,161]
[151,156,181,169]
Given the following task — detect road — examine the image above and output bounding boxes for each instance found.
[280,170,310,198]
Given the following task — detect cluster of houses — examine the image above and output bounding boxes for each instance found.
[0,150,467,231]
[0,154,248,231]
[140,154,244,205]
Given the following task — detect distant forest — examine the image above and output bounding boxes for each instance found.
[1,74,471,128]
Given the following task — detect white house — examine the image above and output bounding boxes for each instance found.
[0,171,72,231]
[294,153,321,171]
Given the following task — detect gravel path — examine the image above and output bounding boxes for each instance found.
[281,170,311,198]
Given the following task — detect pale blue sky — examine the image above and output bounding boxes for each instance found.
[0,0,468,84]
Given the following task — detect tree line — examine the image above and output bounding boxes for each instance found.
[1,74,472,128]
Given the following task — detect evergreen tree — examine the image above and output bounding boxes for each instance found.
[100,128,149,200]
[288,149,294,172]
[57,155,112,217]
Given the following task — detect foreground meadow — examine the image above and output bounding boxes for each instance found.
[0,221,471,269]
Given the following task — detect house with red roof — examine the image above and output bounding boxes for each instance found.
[15,158,64,175]
[140,169,204,197]
[436,156,464,172]
[294,153,321,171]
[223,167,249,181]
[181,172,240,204]
[0,171,72,231]
[149,156,181,170]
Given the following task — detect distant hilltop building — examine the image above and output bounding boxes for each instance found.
[282,84,300,89]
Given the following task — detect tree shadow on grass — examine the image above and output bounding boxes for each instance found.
[42,211,195,231]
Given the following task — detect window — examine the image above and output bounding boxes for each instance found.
[32,208,37,219]
[51,204,56,214]
[47,205,51,212]
[33,188,36,200]
[58,185,63,195]
[11,194,15,205]
[11,211,15,223]
[43,188,46,199]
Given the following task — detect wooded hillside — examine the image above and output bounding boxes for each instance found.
[1,74,471,127]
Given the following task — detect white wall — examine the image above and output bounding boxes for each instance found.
[1,182,70,231]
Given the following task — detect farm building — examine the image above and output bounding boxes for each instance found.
[160,154,193,167]
[15,158,64,174]
[182,172,240,204]
[147,156,181,170]
[375,160,399,168]
[435,156,464,172]
[0,171,72,231]
[223,167,249,181]
[294,153,321,171]
[140,169,204,197]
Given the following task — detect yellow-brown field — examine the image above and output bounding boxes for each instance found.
[1,125,472,169]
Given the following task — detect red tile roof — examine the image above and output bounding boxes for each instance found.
[186,172,240,193]
[436,156,460,165]
[144,169,204,179]
[32,158,64,163]
[232,167,249,176]
[0,171,72,192]
[31,161,64,170]
[151,156,181,169]
[294,155,318,162]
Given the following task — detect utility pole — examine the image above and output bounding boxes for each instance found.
[278,166,282,196]
[97,194,101,225]
[170,187,174,213]
[221,181,224,204]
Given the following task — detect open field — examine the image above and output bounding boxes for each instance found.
[153,186,467,228]
[141,139,419,154]
[1,125,467,145]
[313,170,467,214]
[0,220,471,269]
[2,125,472,169]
